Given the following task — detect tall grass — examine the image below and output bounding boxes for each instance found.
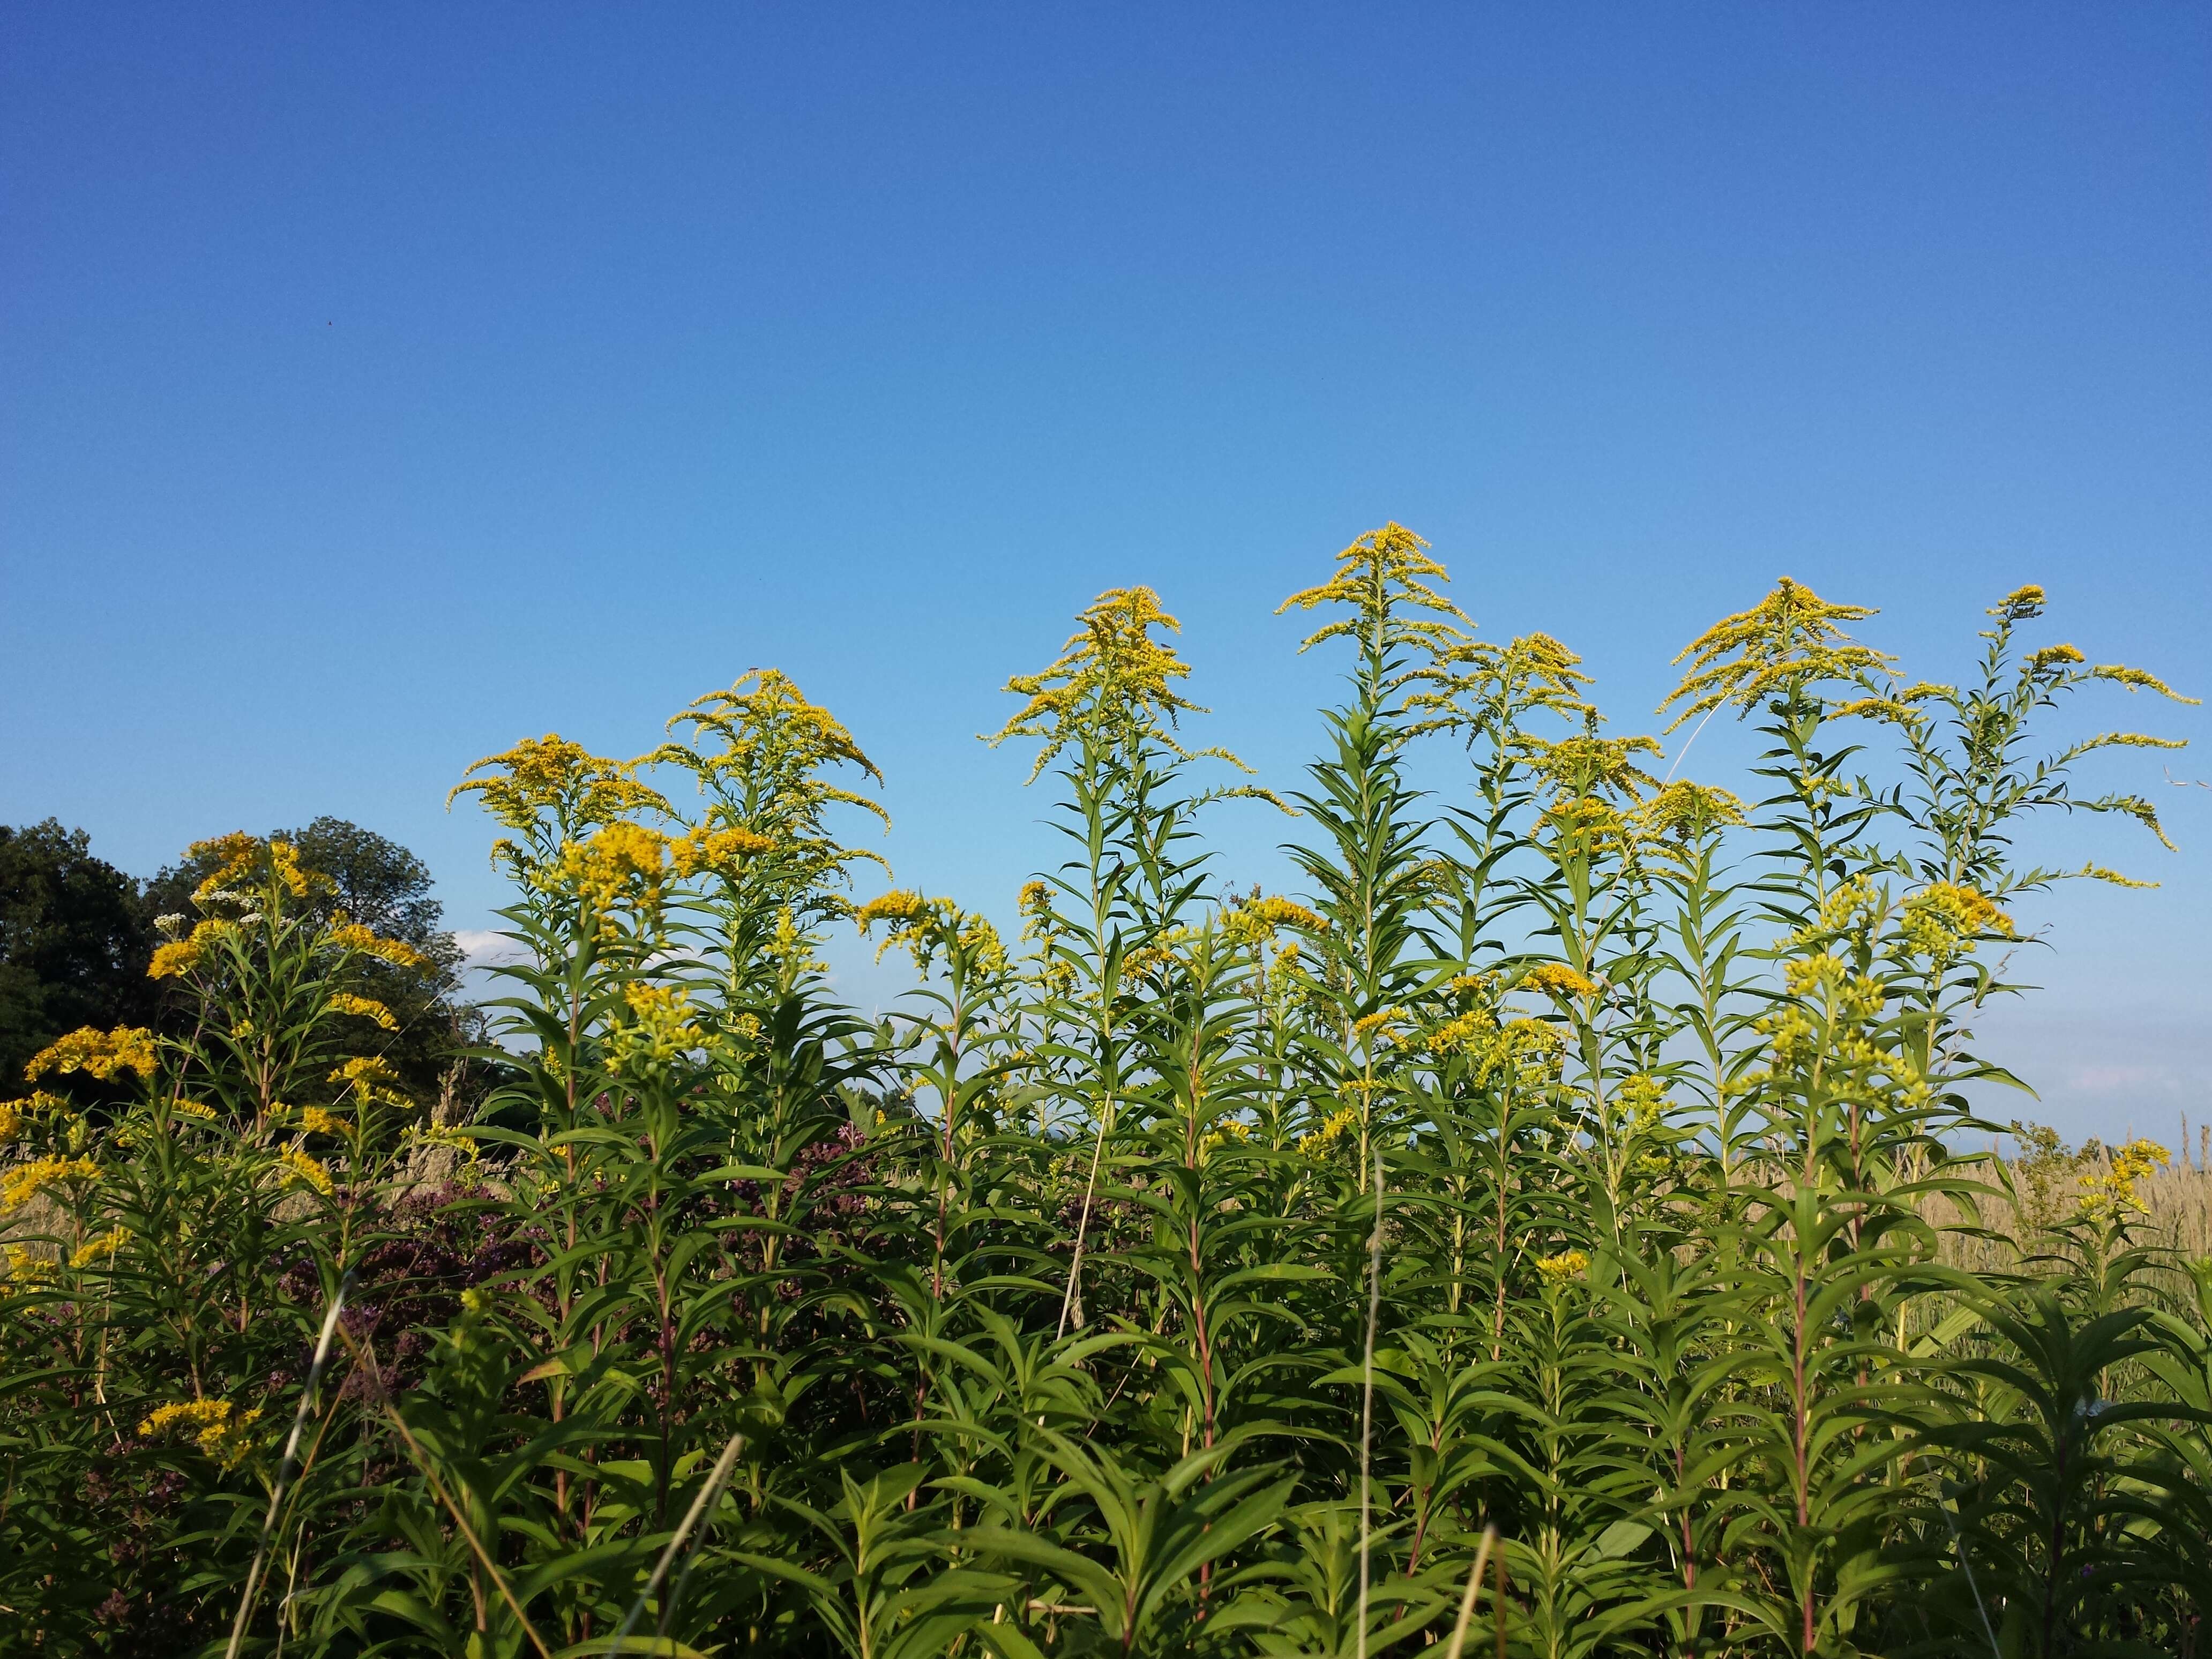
[3,528,2206,1658]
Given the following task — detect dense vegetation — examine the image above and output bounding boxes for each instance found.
[3,526,2207,1658]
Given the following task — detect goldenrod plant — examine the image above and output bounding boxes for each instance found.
[2,526,2204,1657]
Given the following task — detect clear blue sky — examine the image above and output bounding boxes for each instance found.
[5,5,2206,1141]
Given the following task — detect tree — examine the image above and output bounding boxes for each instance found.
[0,819,156,1087]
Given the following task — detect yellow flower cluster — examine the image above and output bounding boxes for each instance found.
[1350,1008,1402,1043]
[1899,883,2014,964]
[1223,894,1328,945]
[3,1244,58,1294]
[451,736,670,832]
[1521,963,1597,1000]
[329,1056,408,1108]
[1,1156,100,1214]
[1297,1105,1359,1160]
[1276,522,1467,657]
[669,823,777,878]
[1635,780,1746,846]
[1425,1015,1564,1086]
[989,586,1222,779]
[140,1399,263,1471]
[609,982,703,1072]
[325,992,399,1032]
[1663,577,1893,727]
[549,823,670,920]
[328,920,435,972]
[25,1026,156,1083]
[278,1148,333,1195]
[2080,1138,2169,1225]
[297,1107,345,1137]
[1535,1250,1589,1287]
[170,1098,218,1122]
[71,1228,126,1268]
[186,834,327,905]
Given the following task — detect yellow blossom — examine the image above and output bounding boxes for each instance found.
[1535,1250,1589,1287]
[668,823,778,878]
[450,736,670,832]
[988,587,1235,780]
[148,940,201,979]
[1297,1105,1360,1159]
[1662,578,1893,727]
[278,1148,333,1195]
[1,1156,100,1213]
[1223,894,1329,945]
[140,1399,262,1471]
[328,921,435,972]
[1350,1008,1402,1043]
[298,1107,345,1136]
[1276,521,1468,657]
[71,1228,126,1268]
[1522,963,1598,1000]
[325,993,399,1032]
[25,1026,156,1083]
[171,1098,218,1121]
[3,1244,58,1292]
[2080,1138,2168,1225]
[187,832,263,903]
[1636,780,1746,845]
[609,982,703,1072]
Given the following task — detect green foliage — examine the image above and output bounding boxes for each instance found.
[2,532,2204,1658]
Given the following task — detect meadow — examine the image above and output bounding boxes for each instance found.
[3,525,2207,1657]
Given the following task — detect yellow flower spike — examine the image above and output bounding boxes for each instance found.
[325,992,399,1032]
[25,1026,156,1083]
[1522,963,1598,1000]
[327,920,436,973]
[276,1148,334,1195]
[1276,521,1469,657]
[988,587,1240,781]
[450,735,671,832]
[171,1098,218,1121]
[1535,1249,1589,1287]
[0,1156,101,1214]
[71,1228,126,1268]
[1662,577,1893,728]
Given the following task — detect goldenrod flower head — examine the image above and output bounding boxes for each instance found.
[1536,795,1633,860]
[989,587,1225,780]
[0,1099,23,1141]
[140,1399,261,1471]
[71,1228,126,1268]
[277,1148,333,1195]
[298,1107,345,1137]
[1277,521,1469,658]
[26,1025,156,1084]
[1662,578,1892,729]
[187,832,263,904]
[1223,893,1328,945]
[326,992,399,1033]
[1992,584,2046,621]
[1635,780,1746,846]
[148,939,201,980]
[1297,1104,1359,1159]
[328,1056,405,1103]
[549,823,670,920]
[1,1156,101,1214]
[609,982,703,1072]
[2080,1138,2169,1224]
[2028,644,2086,674]
[1525,731,1662,805]
[451,736,670,832]
[1521,963,1598,1000]
[1018,880,1051,914]
[1899,883,2014,963]
[3,1243,58,1293]
[668,824,777,879]
[1535,1249,1589,1287]
[1350,1007,1402,1043]
[328,920,435,973]
[171,1098,218,1121]
[267,839,328,900]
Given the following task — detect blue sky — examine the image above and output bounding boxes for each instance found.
[4,5,2206,1141]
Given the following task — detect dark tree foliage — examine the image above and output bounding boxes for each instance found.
[0,820,156,1087]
